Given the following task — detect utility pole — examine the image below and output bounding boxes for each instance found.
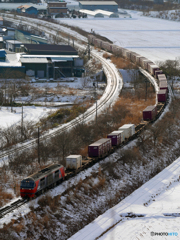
[21,102,23,138]
[38,127,40,165]
[88,40,90,60]
[93,82,97,124]
[145,78,148,101]
[11,82,13,112]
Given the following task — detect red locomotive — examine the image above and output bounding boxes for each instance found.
[20,164,65,198]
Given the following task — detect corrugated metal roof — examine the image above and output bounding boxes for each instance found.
[21,54,79,58]
[21,57,49,63]
[94,9,119,17]
[24,44,77,52]
[51,57,73,62]
[79,1,118,5]
[79,9,104,17]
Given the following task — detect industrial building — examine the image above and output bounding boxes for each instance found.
[17,5,38,15]
[20,44,81,79]
[79,9,119,18]
[0,3,46,14]
[48,2,68,16]
[79,1,118,12]
[6,40,22,52]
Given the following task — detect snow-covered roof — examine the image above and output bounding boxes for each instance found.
[17,4,32,9]
[79,9,104,17]
[6,40,22,44]
[51,57,73,62]
[21,54,79,58]
[94,9,119,17]
[20,57,49,63]
[0,3,46,10]
[79,1,118,5]
[79,9,119,17]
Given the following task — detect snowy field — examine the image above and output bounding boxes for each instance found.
[0,106,55,128]
[59,10,180,62]
[70,156,180,240]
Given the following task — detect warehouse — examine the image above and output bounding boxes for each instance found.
[79,9,119,18]
[23,44,78,55]
[20,44,80,78]
[17,5,38,15]
[79,9,104,18]
[79,1,118,12]
[6,40,22,52]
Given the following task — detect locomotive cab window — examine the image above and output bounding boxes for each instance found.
[20,180,35,189]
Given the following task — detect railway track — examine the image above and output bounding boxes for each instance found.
[0,198,28,219]
[0,15,122,160]
[0,98,168,220]
[0,14,171,220]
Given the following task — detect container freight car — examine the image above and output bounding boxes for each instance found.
[157,89,167,102]
[66,155,82,170]
[155,70,163,78]
[159,81,168,90]
[94,39,102,48]
[88,35,95,45]
[143,105,157,121]
[148,64,160,76]
[158,74,166,81]
[88,138,111,158]
[139,57,147,68]
[107,131,122,146]
[122,49,131,58]
[159,79,167,85]
[131,52,141,63]
[118,124,135,139]
[20,164,65,198]
[143,60,154,71]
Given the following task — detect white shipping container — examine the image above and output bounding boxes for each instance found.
[118,124,135,138]
[66,155,82,170]
[112,130,125,142]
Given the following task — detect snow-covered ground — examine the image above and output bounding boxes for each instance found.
[0,10,180,239]
[144,9,180,22]
[0,106,55,128]
[70,156,180,240]
[59,10,180,62]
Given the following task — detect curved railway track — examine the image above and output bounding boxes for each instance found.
[0,15,122,160]
[0,14,170,220]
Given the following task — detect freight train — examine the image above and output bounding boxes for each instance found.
[20,35,169,199]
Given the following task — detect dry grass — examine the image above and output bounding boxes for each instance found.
[38,195,61,212]
[116,93,156,125]
[110,56,134,69]
[103,52,111,59]
[0,188,13,207]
